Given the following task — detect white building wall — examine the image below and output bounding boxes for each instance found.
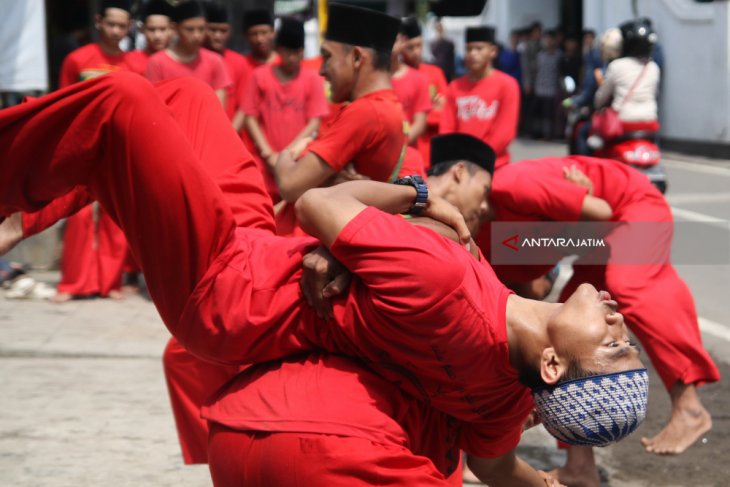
[583,0,730,144]
[480,0,730,146]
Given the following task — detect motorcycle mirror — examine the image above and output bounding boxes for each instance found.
[561,76,577,94]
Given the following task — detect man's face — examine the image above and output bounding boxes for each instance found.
[277,46,303,74]
[143,15,172,52]
[548,283,643,374]
[401,36,423,68]
[440,164,492,235]
[176,17,206,50]
[583,33,596,50]
[96,8,130,46]
[320,40,357,103]
[206,22,231,52]
[465,42,496,73]
[246,25,275,58]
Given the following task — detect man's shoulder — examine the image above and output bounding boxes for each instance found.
[65,43,99,63]
[223,48,246,63]
[199,48,225,66]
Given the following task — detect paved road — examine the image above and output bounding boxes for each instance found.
[0,139,727,486]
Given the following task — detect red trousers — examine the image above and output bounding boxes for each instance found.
[163,337,241,464]
[558,191,719,391]
[4,74,274,465]
[56,204,126,296]
[207,423,455,487]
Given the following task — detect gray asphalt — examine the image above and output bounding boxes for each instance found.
[0,138,727,486]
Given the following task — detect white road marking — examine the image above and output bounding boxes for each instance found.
[671,206,728,226]
[667,192,730,205]
[663,158,730,177]
[699,317,730,342]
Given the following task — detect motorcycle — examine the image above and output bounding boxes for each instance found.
[562,76,668,194]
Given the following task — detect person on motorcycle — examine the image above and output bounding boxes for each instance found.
[594,18,660,139]
[564,27,622,155]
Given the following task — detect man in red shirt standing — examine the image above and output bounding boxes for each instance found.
[0,70,648,486]
[391,30,431,148]
[204,2,251,121]
[241,9,278,69]
[146,1,230,106]
[272,4,407,202]
[125,0,173,74]
[440,26,520,170]
[53,0,136,303]
[243,17,329,201]
[399,16,449,168]
[478,156,720,486]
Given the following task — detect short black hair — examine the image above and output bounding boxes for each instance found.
[427,159,483,178]
[342,43,392,71]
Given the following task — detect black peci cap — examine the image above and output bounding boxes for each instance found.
[325,3,401,53]
[205,2,229,23]
[430,133,496,175]
[141,0,173,21]
[172,1,205,23]
[243,8,274,30]
[465,26,496,44]
[400,16,422,39]
[99,0,132,15]
[276,17,305,49]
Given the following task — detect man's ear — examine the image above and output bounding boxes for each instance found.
[351,46,365,69]
[540,347,566,385]
[452,161,467,184]
[94,14,103,30]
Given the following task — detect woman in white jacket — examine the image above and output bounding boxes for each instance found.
[594,18,661,135]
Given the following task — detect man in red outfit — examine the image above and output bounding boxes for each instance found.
[203,2,252,120]
[125,0,174,74]
[390,31,431,147]
[440,26,520,170]
[163,3,407,464]
[53,0,136,302]
[146,1,230,106]
[477,156,720,485]
[399,16,449,168]
[243,17,329,201]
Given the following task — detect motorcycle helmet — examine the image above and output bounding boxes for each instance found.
[619,18,657,58]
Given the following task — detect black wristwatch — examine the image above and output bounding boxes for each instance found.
[393,175,429,215]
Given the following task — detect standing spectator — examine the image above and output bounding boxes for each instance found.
[440,26,520,170]
[520,22,542,133]
[533,29,561,139]
[241,9,278,69]
[399,16,448,167]
[204,2,252,120]
[125,0,173,74]
[391,31,431,148]
[498,29,522,85]
[53,0,136,303]
[430,18,456,81]
[243,17,329,201]
[581,29,602,83]
[146,1,230,107]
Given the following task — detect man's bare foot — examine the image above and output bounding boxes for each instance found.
[0,213,23,255]
[120,284,140,296]
[549,446,600,487]
[641,382,712,455]
[50,292,73,303]
[108,289,126,300]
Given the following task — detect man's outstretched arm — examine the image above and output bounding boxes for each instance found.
[295,180,471,248]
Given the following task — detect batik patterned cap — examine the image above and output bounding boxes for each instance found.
[532,368,649,447]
